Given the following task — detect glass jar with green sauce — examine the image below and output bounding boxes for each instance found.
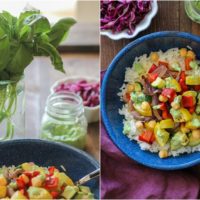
[185,0,200,23]
[40,92,87,149]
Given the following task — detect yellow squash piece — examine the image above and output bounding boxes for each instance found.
[160,119,174,129]
[11,191,27,200]
[0,175,7,186]
[54,172,74,188]
[165,77,181,92]
[0,186,6,198]
[186,76,200,85]
[170,108,192,122]
[134,103,152,117]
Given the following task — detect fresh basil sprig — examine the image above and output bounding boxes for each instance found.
[0,10,76,80]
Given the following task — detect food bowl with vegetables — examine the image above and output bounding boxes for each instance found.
[0,139,99,199]
[51,76,100,123]
[100,0,158,40]
[101,31,200,170]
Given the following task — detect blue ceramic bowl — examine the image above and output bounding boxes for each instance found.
[0,139,99,198]
[101,31,200,170]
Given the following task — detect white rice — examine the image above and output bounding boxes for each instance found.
[119,48,200,157]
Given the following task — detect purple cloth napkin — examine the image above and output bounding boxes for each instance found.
[101,71,200,199]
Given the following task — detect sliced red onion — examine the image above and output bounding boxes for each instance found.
[54,79,99,107]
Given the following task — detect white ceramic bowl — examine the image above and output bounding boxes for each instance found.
[50,76,99,123]
[100,0,158,40]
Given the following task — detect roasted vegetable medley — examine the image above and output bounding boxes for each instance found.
[0,162,94,199]
[120,48,200,158]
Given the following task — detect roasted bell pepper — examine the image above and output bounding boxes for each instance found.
[182,96,195,107]
[48,166,55,176]
[179,71,188,91]
[161,88,176,102]
[189,106,195,114]
[153,103,167,111]
[194,85,200,91]
[186,75,200,85]
[51,191,59,199]
[162,110,172,119]
[16,177,26,189]
[147,73,158,83]
[45,177,59,190]
[165,77,181,92]
[158,61,168,68]
[160,119,174,129]
[139,130,155,144]
[148,64,157,73]
[185,57,193,70]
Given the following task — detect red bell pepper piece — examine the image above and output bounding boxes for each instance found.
[16,177,26,189]
[185,57,193,70]
[179,71,188,91]
[179,78,188,92]
[24,171,40,178]
[158,61,168,68]
[159,103,167,111]
[139,130,155,144]
[51,191,59,199]
[161,88,176,102]
[194,85,200,91]
[182,96,195,107]
[162,110,172,119]
[45,177,59,190]
[48,166,56,176]
[189,106,195,114]
[148,64,157,73]
[147,73,158,83]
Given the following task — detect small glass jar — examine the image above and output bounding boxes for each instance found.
[185,0,200,24]
[40,92,88,149]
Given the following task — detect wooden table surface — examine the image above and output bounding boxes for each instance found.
[25,53,100,161]
[101,1,200,70]
[101,1,200,173]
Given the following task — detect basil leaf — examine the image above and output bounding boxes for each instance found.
[24,14,51,34]
[17,10,40,29]
[0,34,10,71]
[36,42,65,73]
[48,18,76,47]
[7,44,33,74]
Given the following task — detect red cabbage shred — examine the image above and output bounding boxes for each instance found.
[101,0,152,35]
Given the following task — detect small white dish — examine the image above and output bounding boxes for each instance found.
[100,0,158,40]
[50,76,99,123]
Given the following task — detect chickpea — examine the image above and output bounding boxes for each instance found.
[150,52,159,62]
[159,94,168,102]
[179,48,187,57]
[141,101,150,110]
[135,121,144,131]
[187,50,196,59]
[126,84,134,93]
[159,150,168,158]
[148,120,156,130]
[180,124,190,134]
[192,129,200,139]
[171,102,180,110]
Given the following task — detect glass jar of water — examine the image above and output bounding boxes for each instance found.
[40,92,88,149]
